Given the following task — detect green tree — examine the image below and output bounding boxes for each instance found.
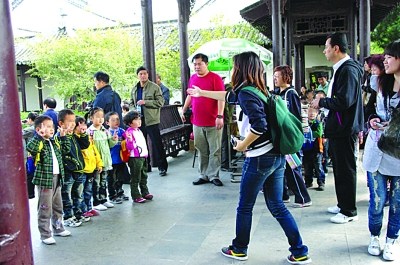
[371,3,400,49]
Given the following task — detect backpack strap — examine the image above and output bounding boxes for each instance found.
[241,86,269,104]
[284,88,299,102]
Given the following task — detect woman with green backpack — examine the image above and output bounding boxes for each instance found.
[187,51,312,265]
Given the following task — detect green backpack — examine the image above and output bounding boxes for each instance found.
[241,86,304,155]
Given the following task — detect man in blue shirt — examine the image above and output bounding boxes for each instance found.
[43,97,58,129]
[156,74,170,105]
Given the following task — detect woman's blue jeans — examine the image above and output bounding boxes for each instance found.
[367,171,400,239]
[232,153,309,257]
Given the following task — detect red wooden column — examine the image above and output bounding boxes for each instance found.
[0,0,34,264]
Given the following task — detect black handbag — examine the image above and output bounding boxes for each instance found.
[378,107,400,159]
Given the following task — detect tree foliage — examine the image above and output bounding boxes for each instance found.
[28,19,266,106]
[371,3,400,49]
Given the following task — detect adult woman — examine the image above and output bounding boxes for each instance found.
[363,40,400,261]
[187,51,311,264]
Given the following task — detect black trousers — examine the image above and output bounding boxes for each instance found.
[141,123,168,172]
[329,134,358,217]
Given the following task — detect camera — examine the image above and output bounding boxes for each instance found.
[230,135,238,147]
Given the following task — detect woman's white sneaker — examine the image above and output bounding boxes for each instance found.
[42,237,56,245]
[383,239,398,261]
[368,236,381,256]
[327,205,340,214]
[330,213,358,224]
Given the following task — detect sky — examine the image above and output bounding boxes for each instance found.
[9,0,259,38]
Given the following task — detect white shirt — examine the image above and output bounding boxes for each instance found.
[325,55,351,117]
[48,140,60,175]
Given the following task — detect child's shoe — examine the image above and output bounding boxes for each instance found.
[64,217,82,227]
[42,237,56,245]
[103,201,114,208]
[78,216,91,223]
[88,209,100,216]
[383,238,398,261]
[286,254,312,264]
[133,197,146,203]
[111,197,123,204]
[221,245,248,261]
[367,236,381,256]
[143,194,153,200]
[93,204,107,211]
[83,211,94,218]
[53,230,71,237]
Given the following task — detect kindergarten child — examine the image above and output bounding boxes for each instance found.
[77,116,103,217]
[105,111,129,203]
[123,110,153,203]
[26,115,71,245]
[302,107,325,191]
[58,109,90,227]
[87,107,118,210]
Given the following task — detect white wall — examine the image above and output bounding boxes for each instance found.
[19,76,65,112]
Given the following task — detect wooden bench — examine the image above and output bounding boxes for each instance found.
[159,105,192,157]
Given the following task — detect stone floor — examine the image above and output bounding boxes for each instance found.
[29,150,398,265]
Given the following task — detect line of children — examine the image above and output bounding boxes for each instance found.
[123,110,153,203]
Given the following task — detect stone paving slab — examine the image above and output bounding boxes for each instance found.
[29,150,398,264]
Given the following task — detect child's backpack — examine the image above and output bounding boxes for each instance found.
[120,139,130,163]
[241,86,304,155]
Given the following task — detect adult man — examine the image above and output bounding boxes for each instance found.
[182,53,225,186]
[92,71,123,122]
[131,66,168,176]
[43,97,58,129]
[310,33,364,224]
[156,74,170,105]
[316,72,330,95]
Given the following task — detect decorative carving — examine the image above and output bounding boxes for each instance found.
[293,15,347,37]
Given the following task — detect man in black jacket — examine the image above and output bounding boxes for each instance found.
[93,71,123,123]
[311,33,364,224]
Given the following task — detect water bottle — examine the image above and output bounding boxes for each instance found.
[136,104,141,115]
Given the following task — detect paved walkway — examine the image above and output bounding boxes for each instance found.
[29,150,398,264]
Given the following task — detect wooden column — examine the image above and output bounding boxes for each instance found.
[37,77,43,110]
[20,66,27,112]
[294,43,304,89]
[177,0,191,103]
[284,1,292,66]
[0,0,34,264]
[359,0,370,64]
[349,2,358,60]
[271,0,283,67]
[141,0,156,81]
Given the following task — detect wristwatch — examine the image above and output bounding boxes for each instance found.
[216,115,223,119]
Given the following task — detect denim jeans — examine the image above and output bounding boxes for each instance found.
[303,151,325,186]
[61,171,85,219]
[80,172,95,213]
[93,170,107,206]
[367,171,400,239]
[232,153,309,257]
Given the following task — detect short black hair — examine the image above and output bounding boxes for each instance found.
[105,111,119,122]
[75,116,86,127]
[136,66,148,75]
[34,115,52,130]
[315,90,327,97]
[123,110,140,126]
[327,32,348,53]
[89,107,104,118]
[122,104,130,112]
[317,72,328,78]
[43,97,57,109]
[58,109,75,122]
[192,53,209,63]
[27,112,39,121]
[93,71,110,83]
